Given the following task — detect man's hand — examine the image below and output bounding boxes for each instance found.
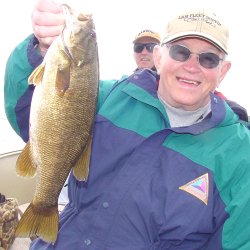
[32,0,65,56]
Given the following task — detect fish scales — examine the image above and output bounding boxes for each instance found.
[15,4,99,243]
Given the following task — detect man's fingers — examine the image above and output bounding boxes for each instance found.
[32,10,65,26]
[33,24,64,38]
[35,0,62,13]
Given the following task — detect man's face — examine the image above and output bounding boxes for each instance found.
[154,38,231,111]
[133,37,158,69]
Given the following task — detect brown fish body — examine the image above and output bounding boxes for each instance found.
[15,4,99,243]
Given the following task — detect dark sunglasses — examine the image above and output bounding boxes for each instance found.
[164,44,224,69]
[134,43,157,53]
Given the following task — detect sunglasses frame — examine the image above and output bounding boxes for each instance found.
[163,43,224,69]
[134,43,157,53]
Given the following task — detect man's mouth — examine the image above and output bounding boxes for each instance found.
[177,77,201,86]
[141,58,150,62]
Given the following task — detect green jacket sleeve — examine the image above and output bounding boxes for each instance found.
[4,35,42,141]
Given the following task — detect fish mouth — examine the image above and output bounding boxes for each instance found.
[60,4,94,62]
[61,30,73,61]
[60,4,74,60]
[61,4,74,19]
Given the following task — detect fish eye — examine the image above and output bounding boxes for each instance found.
[90,31,96,39]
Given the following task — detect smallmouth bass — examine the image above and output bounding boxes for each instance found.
[15,4,99,244]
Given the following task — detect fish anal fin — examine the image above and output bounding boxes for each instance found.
[16,142,37,177]
[73,136,92,181]
[55,63,70,96]
[15,203,59,244]
[28,64,45,86]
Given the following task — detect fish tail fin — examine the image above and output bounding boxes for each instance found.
[16,142,37,177]
[73,135,92,181]
[15,203,59,244]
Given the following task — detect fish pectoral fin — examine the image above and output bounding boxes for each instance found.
[73,135,92,181]
[15,203,59,244]
[16,142,37,177]
[28,64,45,85]
[55,63,70,96]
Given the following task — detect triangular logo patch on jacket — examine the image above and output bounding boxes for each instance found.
[179,173,209,205]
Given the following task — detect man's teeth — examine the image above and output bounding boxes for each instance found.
[179,78,200,86]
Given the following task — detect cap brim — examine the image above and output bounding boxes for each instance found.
[162,32,228,54]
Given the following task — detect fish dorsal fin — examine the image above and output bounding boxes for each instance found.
[16,142,37,177]
[55,59,71,96]
[73,135,92,181]
[28,64,45,86]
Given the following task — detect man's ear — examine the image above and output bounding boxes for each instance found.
[217,61,231,87]
[153,45,162,74]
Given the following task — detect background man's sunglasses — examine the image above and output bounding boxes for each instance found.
[164,44,223,69]
[134,43,157,53]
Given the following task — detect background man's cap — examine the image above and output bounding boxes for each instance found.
[133,30,161,44]
[162,9,229,54]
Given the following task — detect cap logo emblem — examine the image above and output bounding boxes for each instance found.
[179,14,221,28]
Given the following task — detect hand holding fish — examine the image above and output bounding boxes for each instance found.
[32,0,65,56]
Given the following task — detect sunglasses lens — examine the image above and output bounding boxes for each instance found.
[134,43,156,53]
[168,44,221,69]
[134,44,144,53]
[169,45,190,62]
[199,53,220,69]
[145,44,155,53]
